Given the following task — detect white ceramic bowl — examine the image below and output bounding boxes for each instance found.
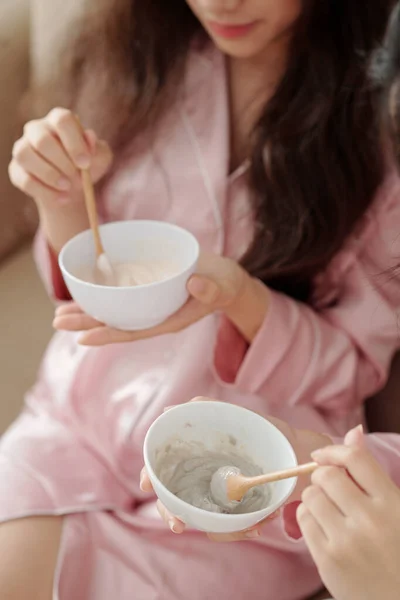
[59,220,199,330]
[143,401,298,534]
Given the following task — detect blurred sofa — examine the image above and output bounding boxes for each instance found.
[0,0,91,432]
[0,0,35,259]
[0,0,53,432]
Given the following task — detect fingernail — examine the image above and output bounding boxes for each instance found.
[344,424,365,448]
[169,520,180,534]
[311,448,323,460]
[57,177,71,191]
[245,529,260,539]
[75,155,91,169]
[188,277,219,304]
[139,474,146,492]
[189,277,207,295]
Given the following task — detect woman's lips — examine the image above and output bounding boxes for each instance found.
[207,20,258,40]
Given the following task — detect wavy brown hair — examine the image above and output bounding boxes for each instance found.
[36,0,394,300]
[373,2,400,163]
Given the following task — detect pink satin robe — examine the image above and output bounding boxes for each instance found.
[2,43,400,600]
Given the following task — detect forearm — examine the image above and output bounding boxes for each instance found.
[215,263,395,416]
[38,196,89,255]
[224,276,269,343]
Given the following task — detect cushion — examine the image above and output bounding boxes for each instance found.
[0,0,36,262]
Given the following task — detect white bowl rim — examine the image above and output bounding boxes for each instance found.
[58,220,200,292]
[143,401,298,522]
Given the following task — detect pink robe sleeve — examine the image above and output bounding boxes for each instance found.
[33,228,71,302]
[214,173,400,415]
[283,432,400,540]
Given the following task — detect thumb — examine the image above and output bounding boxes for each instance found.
[84,129,98,153]
[187,275,220,305]
[344,424,364,448]
[89,139,113,182]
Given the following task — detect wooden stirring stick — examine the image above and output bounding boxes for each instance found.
[80,168,104,259]
[227,462,318,502]
[75,115,105,260]
[75,115,114,279]
[80,168,114,279]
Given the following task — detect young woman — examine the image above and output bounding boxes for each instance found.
[144,6,400,600]
[5,1,400,599]
[297,7,400,600]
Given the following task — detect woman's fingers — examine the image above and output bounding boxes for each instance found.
[78,327,138,346]
[89,138,113,182]
[11,109,113,207]
[53,313,104,332]
[8,160,70,204]
[75,299,208,346]
[54,302,83,317]
[12,139,71,192]
[84,129,98,153]
[139,469,153,493]
[156,501,186,534]
[47,108,91,169]
[296,503,327,560]
[53,304,104,332]
[53,304,103,332]
[139,471,185,533]
[311,443,389,498]
[54,305,141,343]
[23,121,77,180]
[343,425,364,448]
[311,466,366,517]
[55,290,211,347]
[301,485,343,538]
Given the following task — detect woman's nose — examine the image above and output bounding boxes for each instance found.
[196,0,242,13]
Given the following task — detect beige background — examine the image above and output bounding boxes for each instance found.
[0,0,36,261]
[0,0,52,430]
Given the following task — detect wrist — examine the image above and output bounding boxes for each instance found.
[38,198,89,255]
[224,275,270,343]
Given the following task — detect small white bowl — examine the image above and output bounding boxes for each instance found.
[143,401,298,534]
[59,220,199,330]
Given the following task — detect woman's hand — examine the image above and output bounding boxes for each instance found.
[298,427,400,600]
[9,108,112,208]
[53,253,270,346]
[9,108,113,253]
[139,399,331,542]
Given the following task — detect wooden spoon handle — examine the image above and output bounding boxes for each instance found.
[74,114,104,259]
[81,169,103,258]
[243,461,318,492]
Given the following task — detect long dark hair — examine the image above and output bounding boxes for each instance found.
[36,0,394,300]
[373,2,400,163]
